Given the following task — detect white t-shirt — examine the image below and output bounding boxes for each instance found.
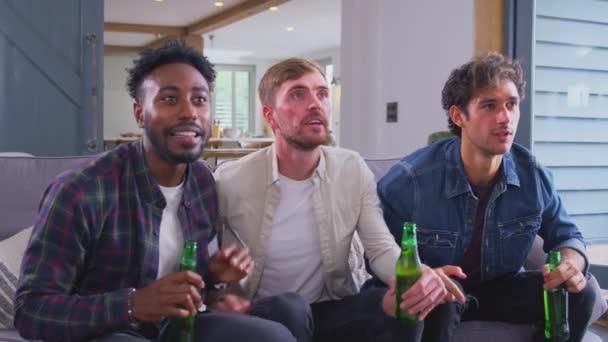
[157,181,185,279]
[257,174,328,303]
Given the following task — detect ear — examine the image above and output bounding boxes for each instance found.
[449,105,467,130]
[134,102,144,128]
[262,105,278,131]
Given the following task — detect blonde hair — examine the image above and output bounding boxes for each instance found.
[258,58,325,107]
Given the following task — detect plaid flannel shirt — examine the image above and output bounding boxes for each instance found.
[14,141,218,341]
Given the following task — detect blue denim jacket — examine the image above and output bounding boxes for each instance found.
[378,137,587,281]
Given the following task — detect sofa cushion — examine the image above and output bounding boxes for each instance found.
[0,227,32,329]
[0,156,94,240]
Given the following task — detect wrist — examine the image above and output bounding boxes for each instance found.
[127,288,140,329]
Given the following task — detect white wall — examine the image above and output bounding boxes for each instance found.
[340,0,474,159]
[104,52,141,138]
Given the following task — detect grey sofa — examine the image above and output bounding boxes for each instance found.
[0,155,606,341]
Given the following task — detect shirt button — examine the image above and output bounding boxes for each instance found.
[183,200,191,208]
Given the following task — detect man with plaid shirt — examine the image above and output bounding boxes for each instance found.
[14,41,303,342]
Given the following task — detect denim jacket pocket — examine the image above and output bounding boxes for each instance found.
[416,227,459,268]
[497,214,541,270]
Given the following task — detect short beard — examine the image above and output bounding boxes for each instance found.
[144,123,208,164]
[281,131,326,151]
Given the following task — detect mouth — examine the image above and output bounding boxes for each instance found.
[169,126,203,138]
[304,118,327,127]
[493,130,513,140]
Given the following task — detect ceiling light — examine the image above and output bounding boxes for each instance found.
[154,0,163,2]
[286,26,295,32]
[214,1,224,6]
[269,6,279,11]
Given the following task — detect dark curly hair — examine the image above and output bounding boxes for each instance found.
[126,40,216,102]
[441,52,526,137]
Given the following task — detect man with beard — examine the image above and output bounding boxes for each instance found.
[14,41,300,342]
[213,58,461,342]
[377,52,597,341]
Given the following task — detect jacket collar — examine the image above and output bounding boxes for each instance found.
[444,138,520,199]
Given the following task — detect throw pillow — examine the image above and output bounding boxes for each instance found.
[0,226,32,329]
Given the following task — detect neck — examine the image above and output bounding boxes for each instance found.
[143,148,187,187]
[274,138,321,181]
[460,140,503,187]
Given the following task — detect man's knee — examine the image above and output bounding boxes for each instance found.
[248,318,298,342]
[259,292,312,320]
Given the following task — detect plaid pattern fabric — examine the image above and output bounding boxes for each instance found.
[14,141,218,341]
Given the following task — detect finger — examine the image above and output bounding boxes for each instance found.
[409,285,445,317]
[164,271,204,289]
[566,274,586,293]
[235,256,253,273]
[388,276,396,295]
[188,285,203,310]
[401,272,442,309]
[217,244,239,260]
[230,248,251,266]
[439,273,465,303]
[441,266,467,280]
[220,294,250,313]
[165,305,191,318]
[545,263,577,289]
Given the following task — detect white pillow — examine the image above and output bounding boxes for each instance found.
[0,226,32,329]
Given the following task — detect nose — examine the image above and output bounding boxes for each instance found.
[496,105,512,124]
[179,101,198,121]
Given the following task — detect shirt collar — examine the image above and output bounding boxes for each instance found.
[131,140,194,208]
[267,144,328,187]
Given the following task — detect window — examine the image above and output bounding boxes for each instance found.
[511,0,608,277]
[212,64,255,133]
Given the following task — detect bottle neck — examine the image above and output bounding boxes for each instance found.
[180,240,197,271]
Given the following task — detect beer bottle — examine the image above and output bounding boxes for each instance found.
[544,251,569,341]
[395,222,423,323]
[165,240,198,342]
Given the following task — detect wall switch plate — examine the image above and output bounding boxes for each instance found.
[386,102,398,122]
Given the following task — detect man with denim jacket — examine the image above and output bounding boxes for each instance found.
[378,52,596,342]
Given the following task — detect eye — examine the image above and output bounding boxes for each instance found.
[506,101,517,110]
[483,103,496,111]
[193,96,208,105]
[161,95,177,104]
[318,90,329,99]
[290,90,305,100]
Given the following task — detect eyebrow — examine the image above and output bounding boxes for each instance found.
[478,96,519,105]
[288,85,329,92]
[158,85,209,93]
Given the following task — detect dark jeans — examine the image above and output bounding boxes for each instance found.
[99,313,296,342]
[423,271,597,342]
[249,292,314,342]
[310,286,422,342]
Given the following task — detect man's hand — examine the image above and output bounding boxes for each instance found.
[434,265,467,303]
[211,293,251,314]
[382,265,461,320]
[544,248,587,293]
[208,244,254,283]
[132,270,204,322]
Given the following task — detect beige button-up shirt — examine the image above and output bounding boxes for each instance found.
[214,145,400,300]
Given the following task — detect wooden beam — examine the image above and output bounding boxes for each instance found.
[187,0,290,35]
[104,45,141,54]
[474,0,505,55]
[105,22,186,36]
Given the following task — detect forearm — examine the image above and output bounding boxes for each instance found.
[14,285,131,341]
